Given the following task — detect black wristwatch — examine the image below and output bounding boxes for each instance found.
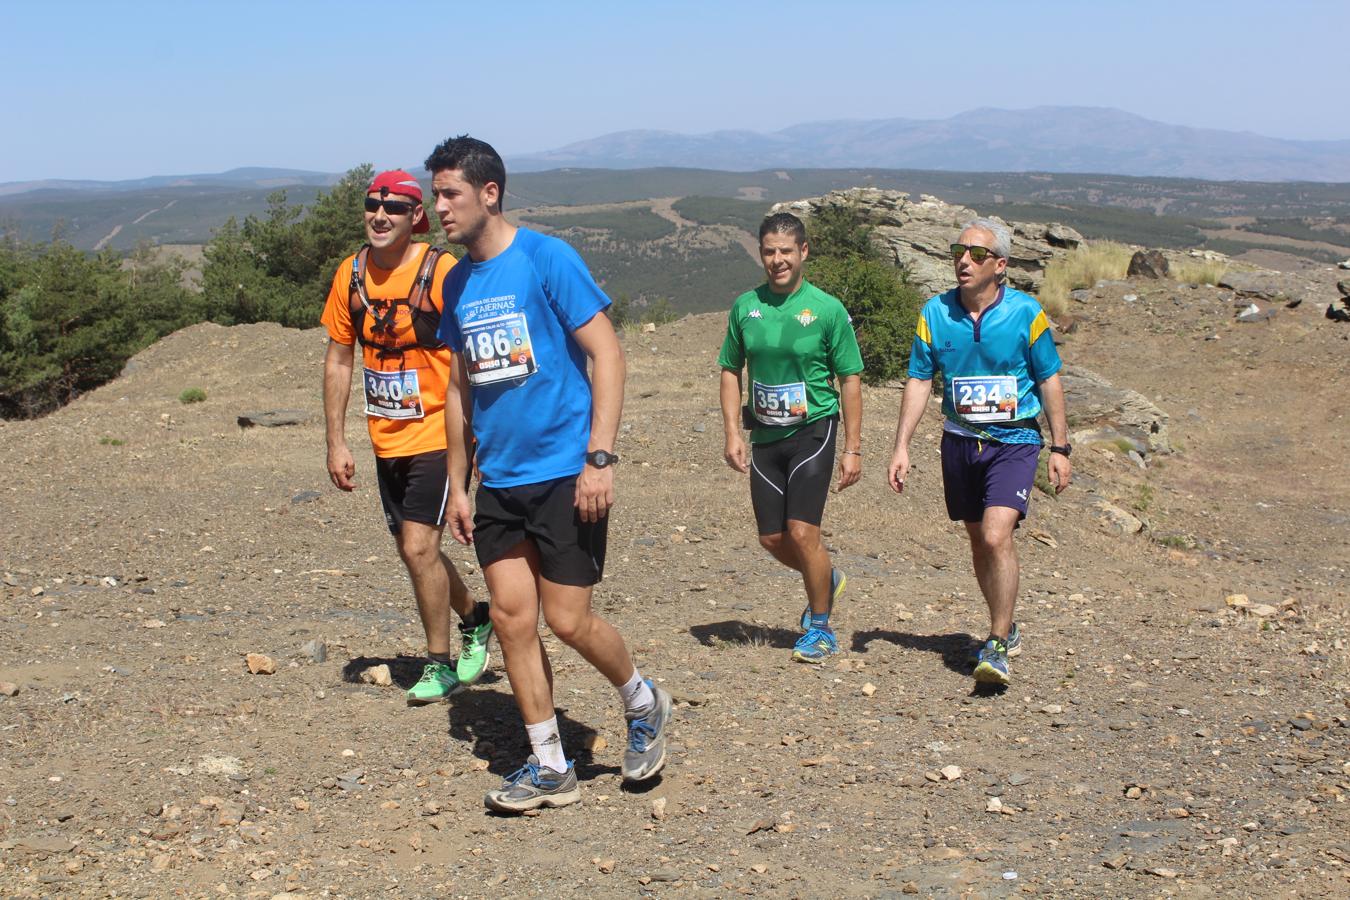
[585,449,619,468]
[1049,444,1072,458]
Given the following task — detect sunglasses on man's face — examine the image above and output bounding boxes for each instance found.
[950,243,999,263]
[364,197,417,217]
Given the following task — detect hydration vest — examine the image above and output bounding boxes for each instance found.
[348,244,447,361]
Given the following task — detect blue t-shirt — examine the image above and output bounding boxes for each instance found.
[907,286,1061,444]
[437,228,610,487]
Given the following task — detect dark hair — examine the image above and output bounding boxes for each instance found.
[758,211,807,245]
[424,135,507,212]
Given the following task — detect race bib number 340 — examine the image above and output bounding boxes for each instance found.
[952,375,1018,423]
[364,368,424,420]
[752,380,808,426]
[462,312,537,386]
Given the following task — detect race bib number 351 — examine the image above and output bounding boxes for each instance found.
[952,375,1018,423]
[364,368,425,420]
[462,312,537,386]
[752,380,808,426]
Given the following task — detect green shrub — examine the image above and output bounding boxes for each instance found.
[99,436,124,446]
[803,204,924,385]
[0,237,202,418]
[178,387,207,404]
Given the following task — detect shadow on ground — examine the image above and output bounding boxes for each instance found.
[341,654,503,690]
[689,620,800,650]
[850,629,977,676]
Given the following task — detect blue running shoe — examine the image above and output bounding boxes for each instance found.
[800,567,847,631]
[792,626,840,663]
[967,622,1022,667]
[973,636,1012,685]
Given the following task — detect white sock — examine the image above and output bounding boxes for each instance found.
[525,717,566,772]
[618,670,654,717]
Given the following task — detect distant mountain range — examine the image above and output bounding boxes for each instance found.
[511,107,1350,182]
[0,167,339,197]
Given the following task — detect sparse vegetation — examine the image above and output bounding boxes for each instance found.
[99,436,125,446]
[178,387,207,404]
[1039,242,1134,317]
[1170,258,1228,285]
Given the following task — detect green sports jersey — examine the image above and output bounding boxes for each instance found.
[718,280,864,445]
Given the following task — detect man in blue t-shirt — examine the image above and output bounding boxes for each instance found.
[886,218,1072,687]
[427,136,671,813]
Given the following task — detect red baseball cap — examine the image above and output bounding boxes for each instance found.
[367,169,428,233]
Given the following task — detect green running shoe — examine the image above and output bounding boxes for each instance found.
[456,602,493,685]
[405,661,461,705]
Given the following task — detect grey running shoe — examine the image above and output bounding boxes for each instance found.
[483,755,580,813]
[622,681,672,782]
[968,621,1022,666]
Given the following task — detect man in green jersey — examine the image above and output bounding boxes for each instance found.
[719,212,864,663]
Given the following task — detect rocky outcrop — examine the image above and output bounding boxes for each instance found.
[770,188,1084,297]
[1061,364,1171,454]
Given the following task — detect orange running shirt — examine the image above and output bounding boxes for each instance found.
[321,243,458,459]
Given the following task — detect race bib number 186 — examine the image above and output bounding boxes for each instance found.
[952,375,1018,423]
[462,312,537,386]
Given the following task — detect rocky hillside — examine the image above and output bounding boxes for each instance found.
[0,249,1347,897]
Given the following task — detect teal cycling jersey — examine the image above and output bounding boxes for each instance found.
[907,286,1061,444]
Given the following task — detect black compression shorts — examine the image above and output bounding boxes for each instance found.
[749,416,837,535]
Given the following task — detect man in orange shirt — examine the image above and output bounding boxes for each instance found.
[321,169,492,705]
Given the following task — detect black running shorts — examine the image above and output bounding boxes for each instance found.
[472,474,607,587]
[749,416,837,536]
[375,450,450,535]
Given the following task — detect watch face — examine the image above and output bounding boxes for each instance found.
[588,450,615,467]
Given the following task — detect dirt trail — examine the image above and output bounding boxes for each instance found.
[0,269,1347,898]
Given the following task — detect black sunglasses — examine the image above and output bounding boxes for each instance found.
[950,243,1000,263]
[365,197,417,217]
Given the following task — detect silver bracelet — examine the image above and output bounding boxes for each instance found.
[843,450,862,456]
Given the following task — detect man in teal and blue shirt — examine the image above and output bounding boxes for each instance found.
[887,218,1072,686]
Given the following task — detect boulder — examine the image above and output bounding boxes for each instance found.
[1337,280,1349,299]
[237,410,310,428]
[1217,271,1293,302]
[1127,250,1170,279]
[771,188,1084,297]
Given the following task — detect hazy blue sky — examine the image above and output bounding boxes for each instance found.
[4,0,1343,181]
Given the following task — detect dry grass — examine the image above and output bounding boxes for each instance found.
[1171,258,1228,285]
[1038,242,1134,317]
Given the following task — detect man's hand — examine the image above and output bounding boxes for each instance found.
[575,464,615,523]
[447,490,474,545]
[835,451,861,492]
[887,445,910,494]
[724,432,749,474]
[327,443,357,491]
[1048,452,1072,494]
